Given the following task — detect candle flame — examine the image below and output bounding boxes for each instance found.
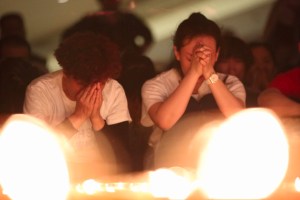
[148,168,194,199]
[0,114,70,200]
[295,177,300,192]
[197,108,289,199]
[73,167,195,199]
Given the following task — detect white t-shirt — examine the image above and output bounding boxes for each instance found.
[141,68,246,127]
[24,70,131,164]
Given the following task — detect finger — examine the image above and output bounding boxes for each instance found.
[92,88,102,112]
[90,88,98,105]
[86,83,100,101]
[92,83,102,103]
[194,51,211,62]
[99,82,105,90]
[194,43,211,52]
[79,84,92,100]
[96,88,102,105]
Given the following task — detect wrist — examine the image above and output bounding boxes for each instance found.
[206,72,219,85]
[204,70,216,80]
[68,114,85,130]
[91,116,105,131]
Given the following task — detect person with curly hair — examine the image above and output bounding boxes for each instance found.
[23,32,132,180]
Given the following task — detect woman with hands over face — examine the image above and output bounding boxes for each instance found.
[23,32,132,177]
[141,13,245,149]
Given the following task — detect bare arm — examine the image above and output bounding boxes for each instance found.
[148,69,200,130]
[258,88,300,117]
[148,44,211,130]
[199,45,244,116]
[207,80,245,117]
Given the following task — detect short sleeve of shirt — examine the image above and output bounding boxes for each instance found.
[23,74,62,125]
[24,82,50,119]
[141,69,180,126]
[101,79,132,125]
[221,74,246,103]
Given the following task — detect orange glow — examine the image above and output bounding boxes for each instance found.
[197,108,289,199]
[0,114,70,200]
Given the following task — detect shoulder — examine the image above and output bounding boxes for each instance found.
[29,70,62,86]
[218,73,242,85]
[105,79,123,89]
[103,79,126,95]
[27,70,62,93]
[144,68,179,86]
[218,73,245,94]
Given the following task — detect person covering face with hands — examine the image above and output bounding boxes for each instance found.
[66,81,105,132]
[24,32,132,178]
[141,13,246,150]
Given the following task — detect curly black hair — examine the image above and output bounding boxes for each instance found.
[55,31,122,85]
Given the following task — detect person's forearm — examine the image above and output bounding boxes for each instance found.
[149,71,199,130]
[55,118,78,139]
[209,80,245,117]
[91,116,105,131]
[68,113,86,130]
[258,89,300,117]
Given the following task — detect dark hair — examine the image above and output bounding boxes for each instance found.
[173,12,221,50]
[0,12,23,26]
[55,31,122,85]
[0,12,25,38]
[0,57,41,113]
[217,35,253,71]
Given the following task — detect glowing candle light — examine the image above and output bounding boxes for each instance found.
[0,114,70,200]
[69,167,196,200]
[295,177,300,192]
[197,108,289,199]
[148,168,194,199]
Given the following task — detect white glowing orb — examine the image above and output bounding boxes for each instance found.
[148,168,193,199]
[80,179,101,195]
[0,114,70,200]
[197,108,289,199]
[295,177,300,192]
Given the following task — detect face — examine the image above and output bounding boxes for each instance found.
[215,57,246,80]
[251,46,275,74]
[173,35,219,75]
[62,73,85,101]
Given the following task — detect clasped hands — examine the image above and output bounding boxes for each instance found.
[69,82,105,131]
[190,43,216,79]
